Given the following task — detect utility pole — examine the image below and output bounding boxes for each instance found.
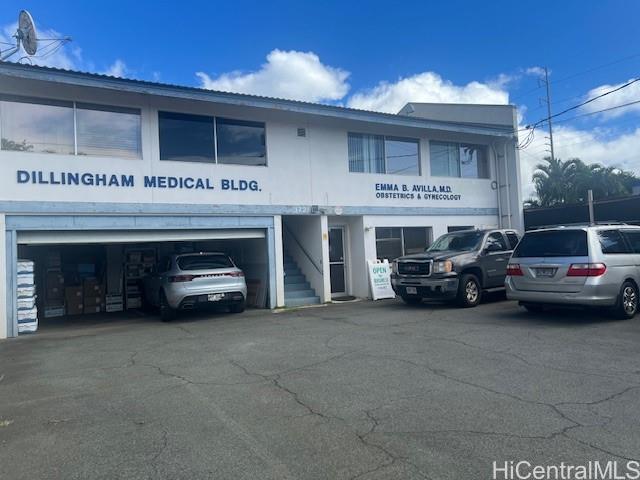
[542,67,556,162]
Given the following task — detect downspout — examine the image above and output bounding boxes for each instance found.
[491,143,503,228]
[503,141,512,228]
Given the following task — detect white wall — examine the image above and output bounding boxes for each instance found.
[0,79,510,221]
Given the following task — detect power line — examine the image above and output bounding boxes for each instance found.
[523,76,640,130]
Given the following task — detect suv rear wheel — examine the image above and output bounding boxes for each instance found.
[457,273,482,308]
[159,290,176,322]
[613,281,638,319]
[229,301,245,314]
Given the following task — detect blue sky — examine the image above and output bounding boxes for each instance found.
[2,0,640,195]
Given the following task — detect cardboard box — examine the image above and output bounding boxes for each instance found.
[46,272,65,299]
[83,278,103,297]
[83,295,102,307]
[66,302,84,316]
[83,305,101,314]
[65,286,83,301]
[43,306,65,318]
[105,303,124,312]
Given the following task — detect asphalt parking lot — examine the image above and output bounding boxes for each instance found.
[1,297,640,479]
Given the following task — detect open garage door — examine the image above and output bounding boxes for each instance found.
[16,229,265,245]
[14,228,270,334]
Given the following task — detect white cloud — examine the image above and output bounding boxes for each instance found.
[103,59,128,78]
[582,78,640,118]
[346,71,509,114]
[524,66,545,77]
[196,49,350,103]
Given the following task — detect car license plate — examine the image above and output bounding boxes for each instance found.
[535,268,556,278]
[406,287,417,294]
[208,293,224,302]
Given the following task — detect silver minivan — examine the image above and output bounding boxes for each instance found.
[505,225,640,318]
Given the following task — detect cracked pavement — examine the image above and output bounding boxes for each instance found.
[1,297,640,479]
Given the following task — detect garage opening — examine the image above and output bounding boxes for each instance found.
[15,229,270,334]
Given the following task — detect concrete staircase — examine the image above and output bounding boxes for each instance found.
[284,254,321,307]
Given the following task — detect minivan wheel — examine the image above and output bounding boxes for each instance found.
[613,281,638,319]
[401,295,422,305]
[522,303,544,314]
[457,274,482,308]
[159,290,176,322]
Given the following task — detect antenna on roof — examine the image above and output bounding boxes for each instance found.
[1,10,38,61]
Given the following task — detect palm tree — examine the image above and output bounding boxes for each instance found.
[531,157,637,207]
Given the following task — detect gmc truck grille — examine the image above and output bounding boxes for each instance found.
[398,262,431,276]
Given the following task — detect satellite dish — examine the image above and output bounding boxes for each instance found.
[18,10,38,56]
[0,9,39,61]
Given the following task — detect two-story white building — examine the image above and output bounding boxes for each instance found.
[0,62,522,338]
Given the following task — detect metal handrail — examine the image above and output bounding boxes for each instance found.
[283,224,323,274]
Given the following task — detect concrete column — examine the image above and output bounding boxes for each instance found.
[320,215,331,302]
[273,215,285,308]
[0,214,6,339]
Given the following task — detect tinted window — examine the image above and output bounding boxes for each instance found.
[428,231,484,252]
[177,255,234,270]
[216,118,266,166]
[76,103,141,158]
[430,141,489,179]
[623,230,640,253]
[403,227,431,254]
[506,233,520,250]
[348,133,420,175]
[514,230,588,257]
[597,230,631,254]
[384,137,420,175]
[375,227,402,260]
[485,232,508,251]
[448,226,474,233]
[1,97,74,154]
[159,111,215,163]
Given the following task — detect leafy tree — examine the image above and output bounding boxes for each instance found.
[529,156,637,207]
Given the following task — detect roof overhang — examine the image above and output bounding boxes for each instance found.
[0,63,516,139]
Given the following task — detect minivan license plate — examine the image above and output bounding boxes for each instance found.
[535,268,556,278]
[406,287,417,294]
[208,293,224,302]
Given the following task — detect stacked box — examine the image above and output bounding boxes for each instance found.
[16,259,38,333]
[65,286,83,316]
[105,294,124,312]
[83,278,103,314]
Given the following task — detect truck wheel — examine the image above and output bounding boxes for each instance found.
[612,281,638,319]
[159,290,176,322]
[401,296,422,305]
[457,274,482,308]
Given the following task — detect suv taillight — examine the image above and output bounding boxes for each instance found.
[567,263,607,277]
[169,274,196,282]
[506,263,523,276]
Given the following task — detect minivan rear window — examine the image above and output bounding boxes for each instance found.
[513,230,588,257]
[177,255,234,270]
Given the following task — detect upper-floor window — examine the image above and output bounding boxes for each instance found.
[0,95,141,158]
[158,111,267,166]
[430,141,489,179]
[348,133,420,175]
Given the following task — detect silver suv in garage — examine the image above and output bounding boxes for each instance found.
[144,252,247,321]
[506,225,640,318]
